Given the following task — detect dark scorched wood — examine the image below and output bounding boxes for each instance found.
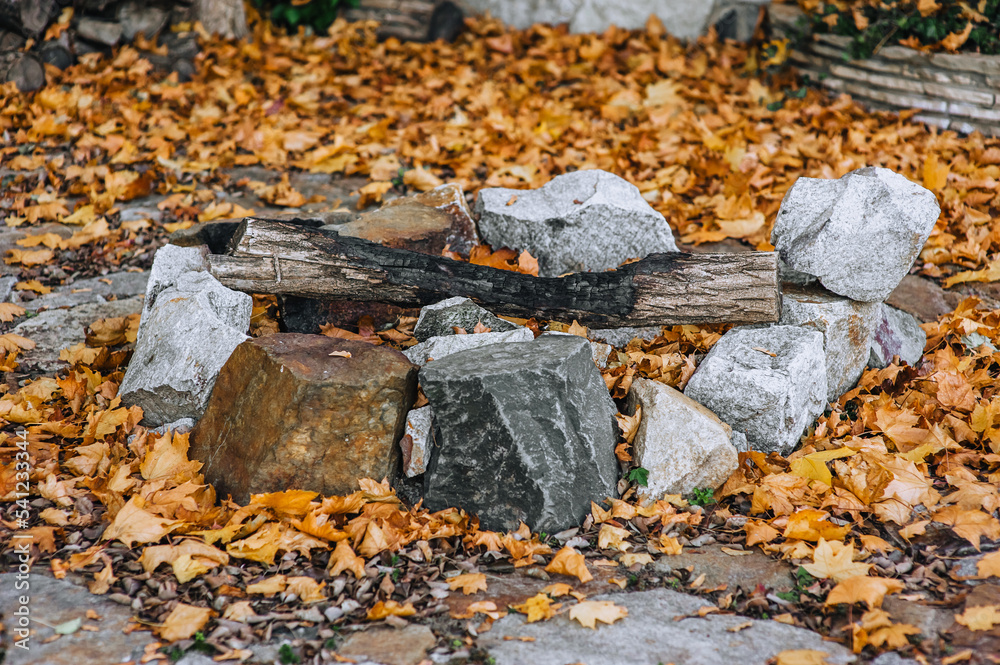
[208,218,782,327]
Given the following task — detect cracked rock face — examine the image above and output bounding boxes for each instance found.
[684,325,827,456]
[779,284,881,401]
[190,334,417,503]
[404,328,534,365]
[474,170,679,277]
[119,271,251,427]
[626,378,739,500]
[413,296,523,341]
[771,167,940,302]
[419,335,619,532]
[869,304,927,368]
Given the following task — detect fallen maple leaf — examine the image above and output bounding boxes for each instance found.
[157,603,212,642]
[0,303,25,323]
[247,574,287,596]
[328,540,366,579]
[774,650,833,665]
[976,551,1000,579]
[545,546,593,583]
[448,573,488,595]
[803,539,872,583]
[285,576,326,603]
[367,600,416,620]
[825,576,904,609]
[102,497,181,548]
[512,593,558,622]
[568,600,627,629]
[955,604,1000,631]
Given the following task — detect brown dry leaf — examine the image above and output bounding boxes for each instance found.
[568,600,628,629]
[825,576,904,609]
[774,650,833,665]
[157,603,212,642]
[285,576,326,603]
[448,573,488,595]
[222,601,258,623]
[328,540,367,579]
[15,280,51,295]
[247,574,287,596]
[955,604,1000,630]
[403,167,443,191]
[366,600,416,621]
[102,497,181,548]
[545,546,593,583]
[512,593,558,623]
[802,539,872,583]
[5,249,54,266]
[0,303,25,322]
[976,551,1000,579]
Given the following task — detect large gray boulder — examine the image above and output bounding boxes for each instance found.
[413,296,522,341]
[420,335,619,532]
[479,588,855,665]
[404,328,534,365]
[474,170,679,277]
[684,326,826,456]
[869,304,926,368]
[771,167,940,302]
[143,243,211,318]
[625,378,739,500]
[779,284,881,401]
[120,271,251,426]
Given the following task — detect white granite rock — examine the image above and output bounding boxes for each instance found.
[404,328,534,365]
[413,296,522,341]
[475,170,679,277]
[120,271,251,426]
[684,325,827,456]
[779,284,881,401]
[144,243,211,318]
[771,167,940,302]
[400,406,433,477]
[626,378,739,500]
[869,304,926,368]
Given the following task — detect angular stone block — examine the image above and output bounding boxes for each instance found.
[779,284,881,401]
[120,272,251,426]
[684,325,826,456]
[144,243,210,317]
[625,378,739,500]
[413,296,522,341]
[475,170,679,277]
[771,167,940,302]
[404,328,534,365]
[869,304,926,368]
[190,335,417,503]
[400,405,433,478]
[420,335,619,532]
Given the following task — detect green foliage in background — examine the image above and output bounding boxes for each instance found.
[252,0,360,33]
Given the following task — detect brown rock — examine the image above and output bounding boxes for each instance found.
[338,625,437,665]
[886,274,961,322]
[190,334,417,502]
[337,183,480,258]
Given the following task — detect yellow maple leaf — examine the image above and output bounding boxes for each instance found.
[247,574,287,596]
[545,546,593,583]
[448,573,488,595]
[955,604,1000,631]
[102,497,181,548]
[139,539,229,583]
[803,539,872,583]
[367,600,416,621]
[976,551,1000,579]
[825,576,904,609]
[5,248,54,267]
[512,593,558,623]
[250,489,320,517]
[328,540,366,579]
[774,650,833,665]
[157,603,212,642]
[923,153,950,190]
[597,524,631,552]
[568,600,628,629]
[0,303,25,323]
[15,280,51,294]
[285,576,326,603]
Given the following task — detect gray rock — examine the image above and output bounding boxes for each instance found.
[588,326,662,348]
[117,1,170,41]
[405,328,534,365]
[625,378,739,500]
[338,624,437,665]
[75,18,123,47]
[13,271,149,311]
[0,573,154,665]
[730,430,750,453]
[120,272,251,427]
[869,304,926,368]
[541,332,612,368]
[684,326,827,456]
[413,296,522,341]
[479,587,854,665]
[11,297,143,375]
[779,284,881,401]
[401,406,433,478]
[772,167,940,302]
[871,653,920,665]
[0,275,16,302]
[420,335,619,532]
[650,546,795,593]
[144,244,211,317]
[475,170,678,277]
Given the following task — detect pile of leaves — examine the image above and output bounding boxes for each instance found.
[794,0,1000,58]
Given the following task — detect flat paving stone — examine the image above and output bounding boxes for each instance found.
[480,587,855,665]
[0,572,153,665]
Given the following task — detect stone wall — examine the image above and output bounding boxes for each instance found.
[772,4,1000,137]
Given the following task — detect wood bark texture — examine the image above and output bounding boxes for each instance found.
[209,218,782,327]
[0,0,57,38]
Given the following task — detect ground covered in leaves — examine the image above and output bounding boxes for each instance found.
[1,8,1000,665]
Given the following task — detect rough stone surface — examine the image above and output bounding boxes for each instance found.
[413,296,522,341]
[588,326,662,348]
[119,271,251,427]
[625,378,739,500]
[12,271,148,311]
[887,274,961,323]
[684,325,827,456]
[333,183,480,258]
[779,284,881,401]
[0,275,16,302]
[143,243,211,317]
[475,170,679,277]
[404,328,534,365]
[541,332,612,368]
[479,588,855,665]
[420,335,619,532]
[11,297,143,375]
[401,405,433,478]
[191,335,417,503]
[869,304,927,368]
[118,1,169,41]
[337,625,437,665]
[771,167,940,302]
[0,573,153,665]
[650,546,795,592]
[75,18,123,46]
